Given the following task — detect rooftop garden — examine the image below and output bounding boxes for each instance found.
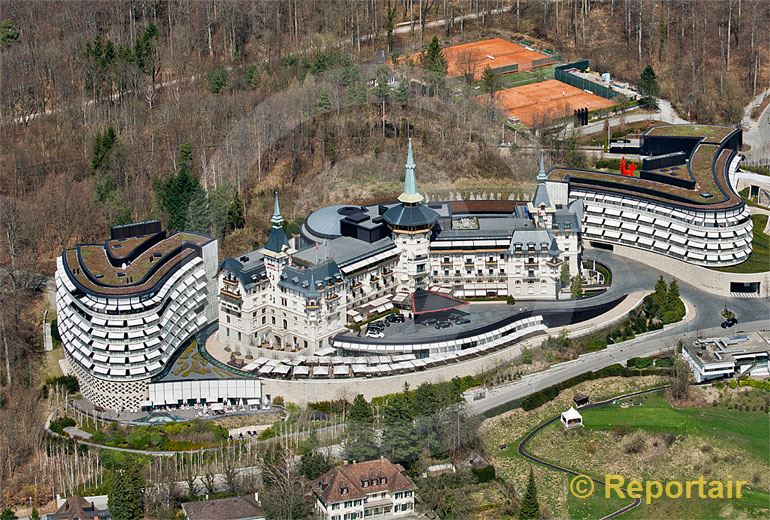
[713,214,770,274]
[646,124,734,141]
[76,231,209,287]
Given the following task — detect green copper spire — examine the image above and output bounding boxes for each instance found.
[537,150,547,183]
[271,191,284,228]
[398,138,424,204]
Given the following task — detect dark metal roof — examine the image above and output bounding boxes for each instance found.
[221,250,266,290]
[278,261,343,297]
[382,203,439,229]
[263,226,290,254]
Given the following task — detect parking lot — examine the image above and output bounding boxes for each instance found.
[361,303,526,342]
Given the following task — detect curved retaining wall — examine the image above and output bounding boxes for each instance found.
[609,243,769,298]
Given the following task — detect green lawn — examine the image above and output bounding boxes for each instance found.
[478,66,554,91]
[713,214,770,274]
[581,394,769,460]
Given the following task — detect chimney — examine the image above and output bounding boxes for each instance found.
[343,460,348,465]
[254,492,259,504]
[205,494,209,501]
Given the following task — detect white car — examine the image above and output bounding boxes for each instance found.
[365,329,384,339]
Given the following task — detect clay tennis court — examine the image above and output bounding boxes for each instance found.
[493,79,616,126]
[407,38,548,79]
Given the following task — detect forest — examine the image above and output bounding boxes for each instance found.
[0,0,768,512]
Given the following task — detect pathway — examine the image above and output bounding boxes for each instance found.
[516,386,669,519]
[741,88,770,162]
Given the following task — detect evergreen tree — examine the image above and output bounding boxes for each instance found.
[395,78,410,107]
[559,263,571,289]
[154,144,209,231]
[570,275,584,298]
[30,507,39,520]
[385,7,397,53]
[0,508,17,520]
[422,36,448,75]
[92,127,117,172]
[244,64,260,89]
[340,62,360,87]
[109,464,143,520]
[344,395,379,461]
[207,64,229,94]
[317,88,332,114]
[380,393,419,463]
[652,275,668,312]
[227,190,245,231]
[412,382,441,417]
[519,468,540,520]
[298,432,332,479]
[348,82,368,108]
[0,19,20,46]
[480,65,499,99]
[639,65,660,98]
[374,67,391,103]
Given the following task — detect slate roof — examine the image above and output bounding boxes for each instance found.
[293,237,396,268]
[533,182,551,207]
[314,459,416,505]
[509,229,553,251]
[221,250,266,290]
[181,495,265,520]
[382,203,439,229]
[263,226,290,254]
[278,261,344,297]
[49,496,110,520]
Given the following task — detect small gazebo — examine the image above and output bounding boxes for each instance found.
[560,406,583,428]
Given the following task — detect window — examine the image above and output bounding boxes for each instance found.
[237,331,241,341]
[332,504,340,510]
[226,315,231,324]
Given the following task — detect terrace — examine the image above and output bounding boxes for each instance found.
[549,127,742,209]
[645,124,735,143]
[64,231,211,296]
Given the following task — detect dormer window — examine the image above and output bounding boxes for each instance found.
[362,480,368,488]
[380,477,387,485]
[341,486,349,496]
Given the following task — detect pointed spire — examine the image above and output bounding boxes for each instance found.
[537,150,547,183]
[398,138,424,204]
[271,191,284,229]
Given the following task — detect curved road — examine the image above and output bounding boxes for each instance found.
[516,386,669,519]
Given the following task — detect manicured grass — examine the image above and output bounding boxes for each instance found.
[624,488,770,519]
[646,124,733,140]
[581,394,770,460]
[478,66,554,91]
[567,476,632,520]
[713,214,770,274]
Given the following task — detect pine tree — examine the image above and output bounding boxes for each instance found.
[344,395,379,461]
[0,508,16,520]
[207,64,229,94]
[570,275,584,298]
[317,88,332,114]
[227,190,245,231]
[395,78,410,107]
[519,468,540,520]
[298,432,332,479]
[639,65,660,98]
[422,36,448,75]
[560,263,571,289]
[480,65,499,99]
[109,464,143,520]
[30,507,40,520]
[92,127,117,172]
[154,144,209,231]
[381,394,419,463]
[244,64,260,89]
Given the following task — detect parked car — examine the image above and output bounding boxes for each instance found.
[386,313,405,323]
[434,321,453,329]
[368,321,385,330]
[455,318,471,325]
[720,320,735,329]
[422,318,439,326]
[365,329,385,339]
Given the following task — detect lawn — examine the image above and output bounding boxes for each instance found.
[527,391,770,519]
[476,65,554,91]
[713,214,770,274]
[581,393,769,460]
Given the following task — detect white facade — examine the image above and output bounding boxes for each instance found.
[55,229,218,410]
[571,188,753,267]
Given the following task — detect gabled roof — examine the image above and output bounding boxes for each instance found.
[509,229,553,250]
[50,496,109,520]
[533,182,551,207]
[314,459,416,505]
[263,226,291,254]
[181,495,265,520]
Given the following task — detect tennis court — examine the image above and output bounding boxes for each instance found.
[407,38,550,80]
[493,79,616,126]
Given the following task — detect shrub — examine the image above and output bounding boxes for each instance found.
[272,396,285,407]
[46,375,80,393]
[624,432,646,454]
[472,464,496,483]
[50,417,76,435]
[662,432,677,447]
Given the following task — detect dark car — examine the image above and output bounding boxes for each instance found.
[368,321,385,331]
[455,318,471,325]
[422,318,439,326]
[448,312,464,321]
[434,321,453,329]
[728,317,738,326]
[386,313,405,323]
[720,320,734,329]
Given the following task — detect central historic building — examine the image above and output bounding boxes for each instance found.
[218,140,583,356]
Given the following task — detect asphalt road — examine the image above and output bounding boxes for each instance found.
[468,318,768,415]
